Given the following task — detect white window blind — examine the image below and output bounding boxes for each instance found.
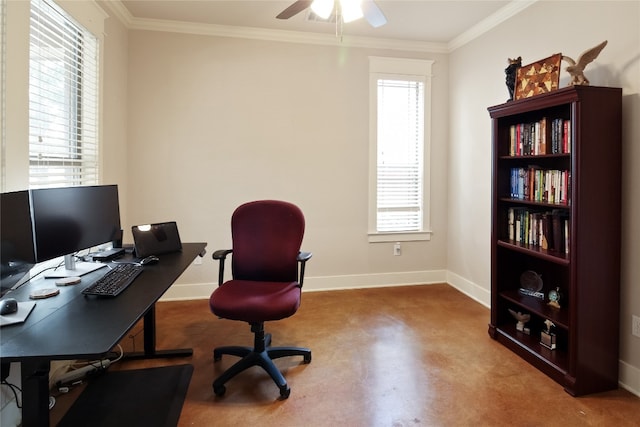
[376,78,424,232]
[29,0,99,188]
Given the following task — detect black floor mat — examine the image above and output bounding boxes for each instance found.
[58,364,193,427]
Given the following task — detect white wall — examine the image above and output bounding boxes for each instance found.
[100,5,131,226]
[448,0,640,396]
[125,30,450,295]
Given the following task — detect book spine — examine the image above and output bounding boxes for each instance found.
[540,117,547,154]
[508,207,515,241]
[563,120,570,153]
[510,125,516,156]
[564,218,570,254]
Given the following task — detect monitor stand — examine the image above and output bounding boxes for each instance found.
[44,254,107,278]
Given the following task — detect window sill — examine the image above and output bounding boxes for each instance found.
[368,231,432,243]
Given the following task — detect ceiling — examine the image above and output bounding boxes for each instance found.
[118,1,516,45]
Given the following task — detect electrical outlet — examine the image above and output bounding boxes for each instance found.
[393,242,401,256]
[633,315,640,338]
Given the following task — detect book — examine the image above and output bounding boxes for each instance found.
[564,218,570,254]
[563,119,571,153]
[508,208,515,241]
[539,117,548,154]
[540,212,549,250]
[551,211,562,252]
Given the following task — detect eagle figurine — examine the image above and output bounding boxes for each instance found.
[562,40,608,86]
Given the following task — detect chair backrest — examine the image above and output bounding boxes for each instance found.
[231,200,305,282]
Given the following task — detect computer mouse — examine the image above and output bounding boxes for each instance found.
[0,298,18,315]
[140,255,159,266]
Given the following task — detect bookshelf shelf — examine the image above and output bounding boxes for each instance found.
[488,85,622,396]
[499,290,569,329]
[499,153,570,160]
[498,198,570,209]
[496,240,570,264]
[493,324,569,378]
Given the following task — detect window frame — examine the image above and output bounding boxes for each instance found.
[368,56,434,243]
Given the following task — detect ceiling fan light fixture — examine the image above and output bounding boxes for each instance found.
[310,0,334,19]
[340,0,363,23]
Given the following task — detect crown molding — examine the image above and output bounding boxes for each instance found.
[130,16,449,53]
[102,0,536,54]
[448,0,538,51]
[101,0,133,27]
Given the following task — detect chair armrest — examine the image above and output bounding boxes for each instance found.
[213,249,233,260]
[297,251,312,262]
[212,249,233,285]
[297,251,312,287]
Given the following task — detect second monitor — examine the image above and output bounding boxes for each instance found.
[30,185,122,278]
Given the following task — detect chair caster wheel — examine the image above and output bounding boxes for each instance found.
[279,386,290,400]
[213,351,222,362]
[213,383,226,396]
[303,353,312,364]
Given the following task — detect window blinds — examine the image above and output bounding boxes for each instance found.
[376,79,424,232]
[29,0,99,188]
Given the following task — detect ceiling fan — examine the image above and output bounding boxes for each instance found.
[276,0,387,28]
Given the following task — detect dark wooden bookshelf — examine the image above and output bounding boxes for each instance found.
[488,85,622,396]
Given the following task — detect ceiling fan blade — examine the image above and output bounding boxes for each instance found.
[276,0,313,19]
[362,0,387,28]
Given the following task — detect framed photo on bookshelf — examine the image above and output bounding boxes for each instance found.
[515,53,562,100]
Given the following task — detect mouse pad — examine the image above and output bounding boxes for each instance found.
[0,301,36,327]
[131,221,182,258]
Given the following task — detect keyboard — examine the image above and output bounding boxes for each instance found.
[82,263,144,297]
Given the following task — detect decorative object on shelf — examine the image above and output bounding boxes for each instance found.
[540,319,557,350]
[547,287,562,309]
[518,270,544,299]
[508,309,531,335]
[515,53,562,100]
[505,56,522,101]
[562,40,607,86]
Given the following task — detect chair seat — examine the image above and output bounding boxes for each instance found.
[210,280,301,322]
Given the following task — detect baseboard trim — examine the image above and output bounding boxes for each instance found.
[446,271,491,308]
[302,270,448,292]
[619,359,640,397]
[160,270,448,300]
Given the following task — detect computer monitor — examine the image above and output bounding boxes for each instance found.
[0,190,37,296]
[30,185,122,277]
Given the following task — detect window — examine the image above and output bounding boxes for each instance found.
[368,57,433,242]
[29,0,99,188]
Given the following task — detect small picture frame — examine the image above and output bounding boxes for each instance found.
[515,53,562,100]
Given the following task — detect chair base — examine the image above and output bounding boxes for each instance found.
[212,324,311,399]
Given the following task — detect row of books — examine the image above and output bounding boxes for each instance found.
[508,118,571,156]
[507,207,570,254]
[510,167,570,205]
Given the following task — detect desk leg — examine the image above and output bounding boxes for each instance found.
[124,304,193,360]
[21,359,51,427]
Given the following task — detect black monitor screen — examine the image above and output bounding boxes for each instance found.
[31,185,121,263]
[1,190,36,294]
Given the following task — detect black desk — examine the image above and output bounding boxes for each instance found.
[0,242,207,427]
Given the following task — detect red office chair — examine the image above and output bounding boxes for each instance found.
[209,200,312,399]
